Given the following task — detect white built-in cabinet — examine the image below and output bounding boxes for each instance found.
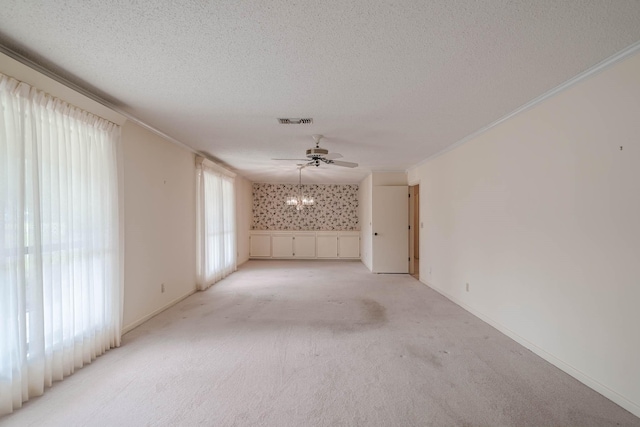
[339,233,360,258]
[271,233,293,258]
[271,232,316,258]
[316,233,339,258]
[294,232,317,257]
[249,232,271,257]
[250,231,360,259]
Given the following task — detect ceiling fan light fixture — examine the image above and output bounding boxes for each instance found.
[274,134,358,169]
[306,147,329,157]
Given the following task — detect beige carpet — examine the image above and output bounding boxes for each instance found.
[2,260,638,426]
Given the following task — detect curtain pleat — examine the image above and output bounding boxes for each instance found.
[196,164,236,290]
[0,73,122,416]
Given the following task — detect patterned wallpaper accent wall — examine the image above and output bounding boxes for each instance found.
[252,183,359,230]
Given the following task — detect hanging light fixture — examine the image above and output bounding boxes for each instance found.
[286,166,314,211]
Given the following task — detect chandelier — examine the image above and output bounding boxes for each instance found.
[286,167,314,211]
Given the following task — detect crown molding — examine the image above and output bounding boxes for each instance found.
[409,39,640,171]
[0,44,198,156]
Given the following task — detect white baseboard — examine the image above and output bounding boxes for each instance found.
[420,278,640,418]
[122,289,197,335]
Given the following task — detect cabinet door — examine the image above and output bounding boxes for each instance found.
[250,234,271,257]
[271,234,294,258]
[317,234,338,258]
[338,234,360,258]
[294,234,316,258]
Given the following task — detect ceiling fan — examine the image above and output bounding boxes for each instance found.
[273,134,358,168]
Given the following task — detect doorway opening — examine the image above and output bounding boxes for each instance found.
[409,184,420,279]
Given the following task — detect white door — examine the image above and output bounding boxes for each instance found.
[372,186,408,273]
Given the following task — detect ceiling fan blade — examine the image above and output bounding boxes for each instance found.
[324,152,343,160]
[272,158,309,161]
[330,160,358,168]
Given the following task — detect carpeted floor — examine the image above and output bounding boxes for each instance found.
[2,260,639,426]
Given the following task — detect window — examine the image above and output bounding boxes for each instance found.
[196,158,236,290]
[0,73,122,416]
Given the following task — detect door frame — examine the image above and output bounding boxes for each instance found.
[408,182,420,278]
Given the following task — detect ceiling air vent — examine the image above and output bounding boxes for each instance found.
[278,118,313,124]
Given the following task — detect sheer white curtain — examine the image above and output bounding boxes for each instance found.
[196,159,236,290]
[0,73,122,416]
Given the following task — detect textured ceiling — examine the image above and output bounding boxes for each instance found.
[1,1,640,183]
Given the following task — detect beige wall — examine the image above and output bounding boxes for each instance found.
[122,121,197,331]
[409,52,640,416]
[122,128,254,330]
[372,171,407,186]
[358,174,373,270]
[235,174,253,265]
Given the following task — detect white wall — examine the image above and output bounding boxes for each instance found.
[235,174,253,265]
[372,171,407,186]
[358,174,373,270]
[409,51,640,416]
[122,121,197,331]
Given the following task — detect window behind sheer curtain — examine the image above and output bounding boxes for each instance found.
[0,73,122,416]
[196,161,236,290]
